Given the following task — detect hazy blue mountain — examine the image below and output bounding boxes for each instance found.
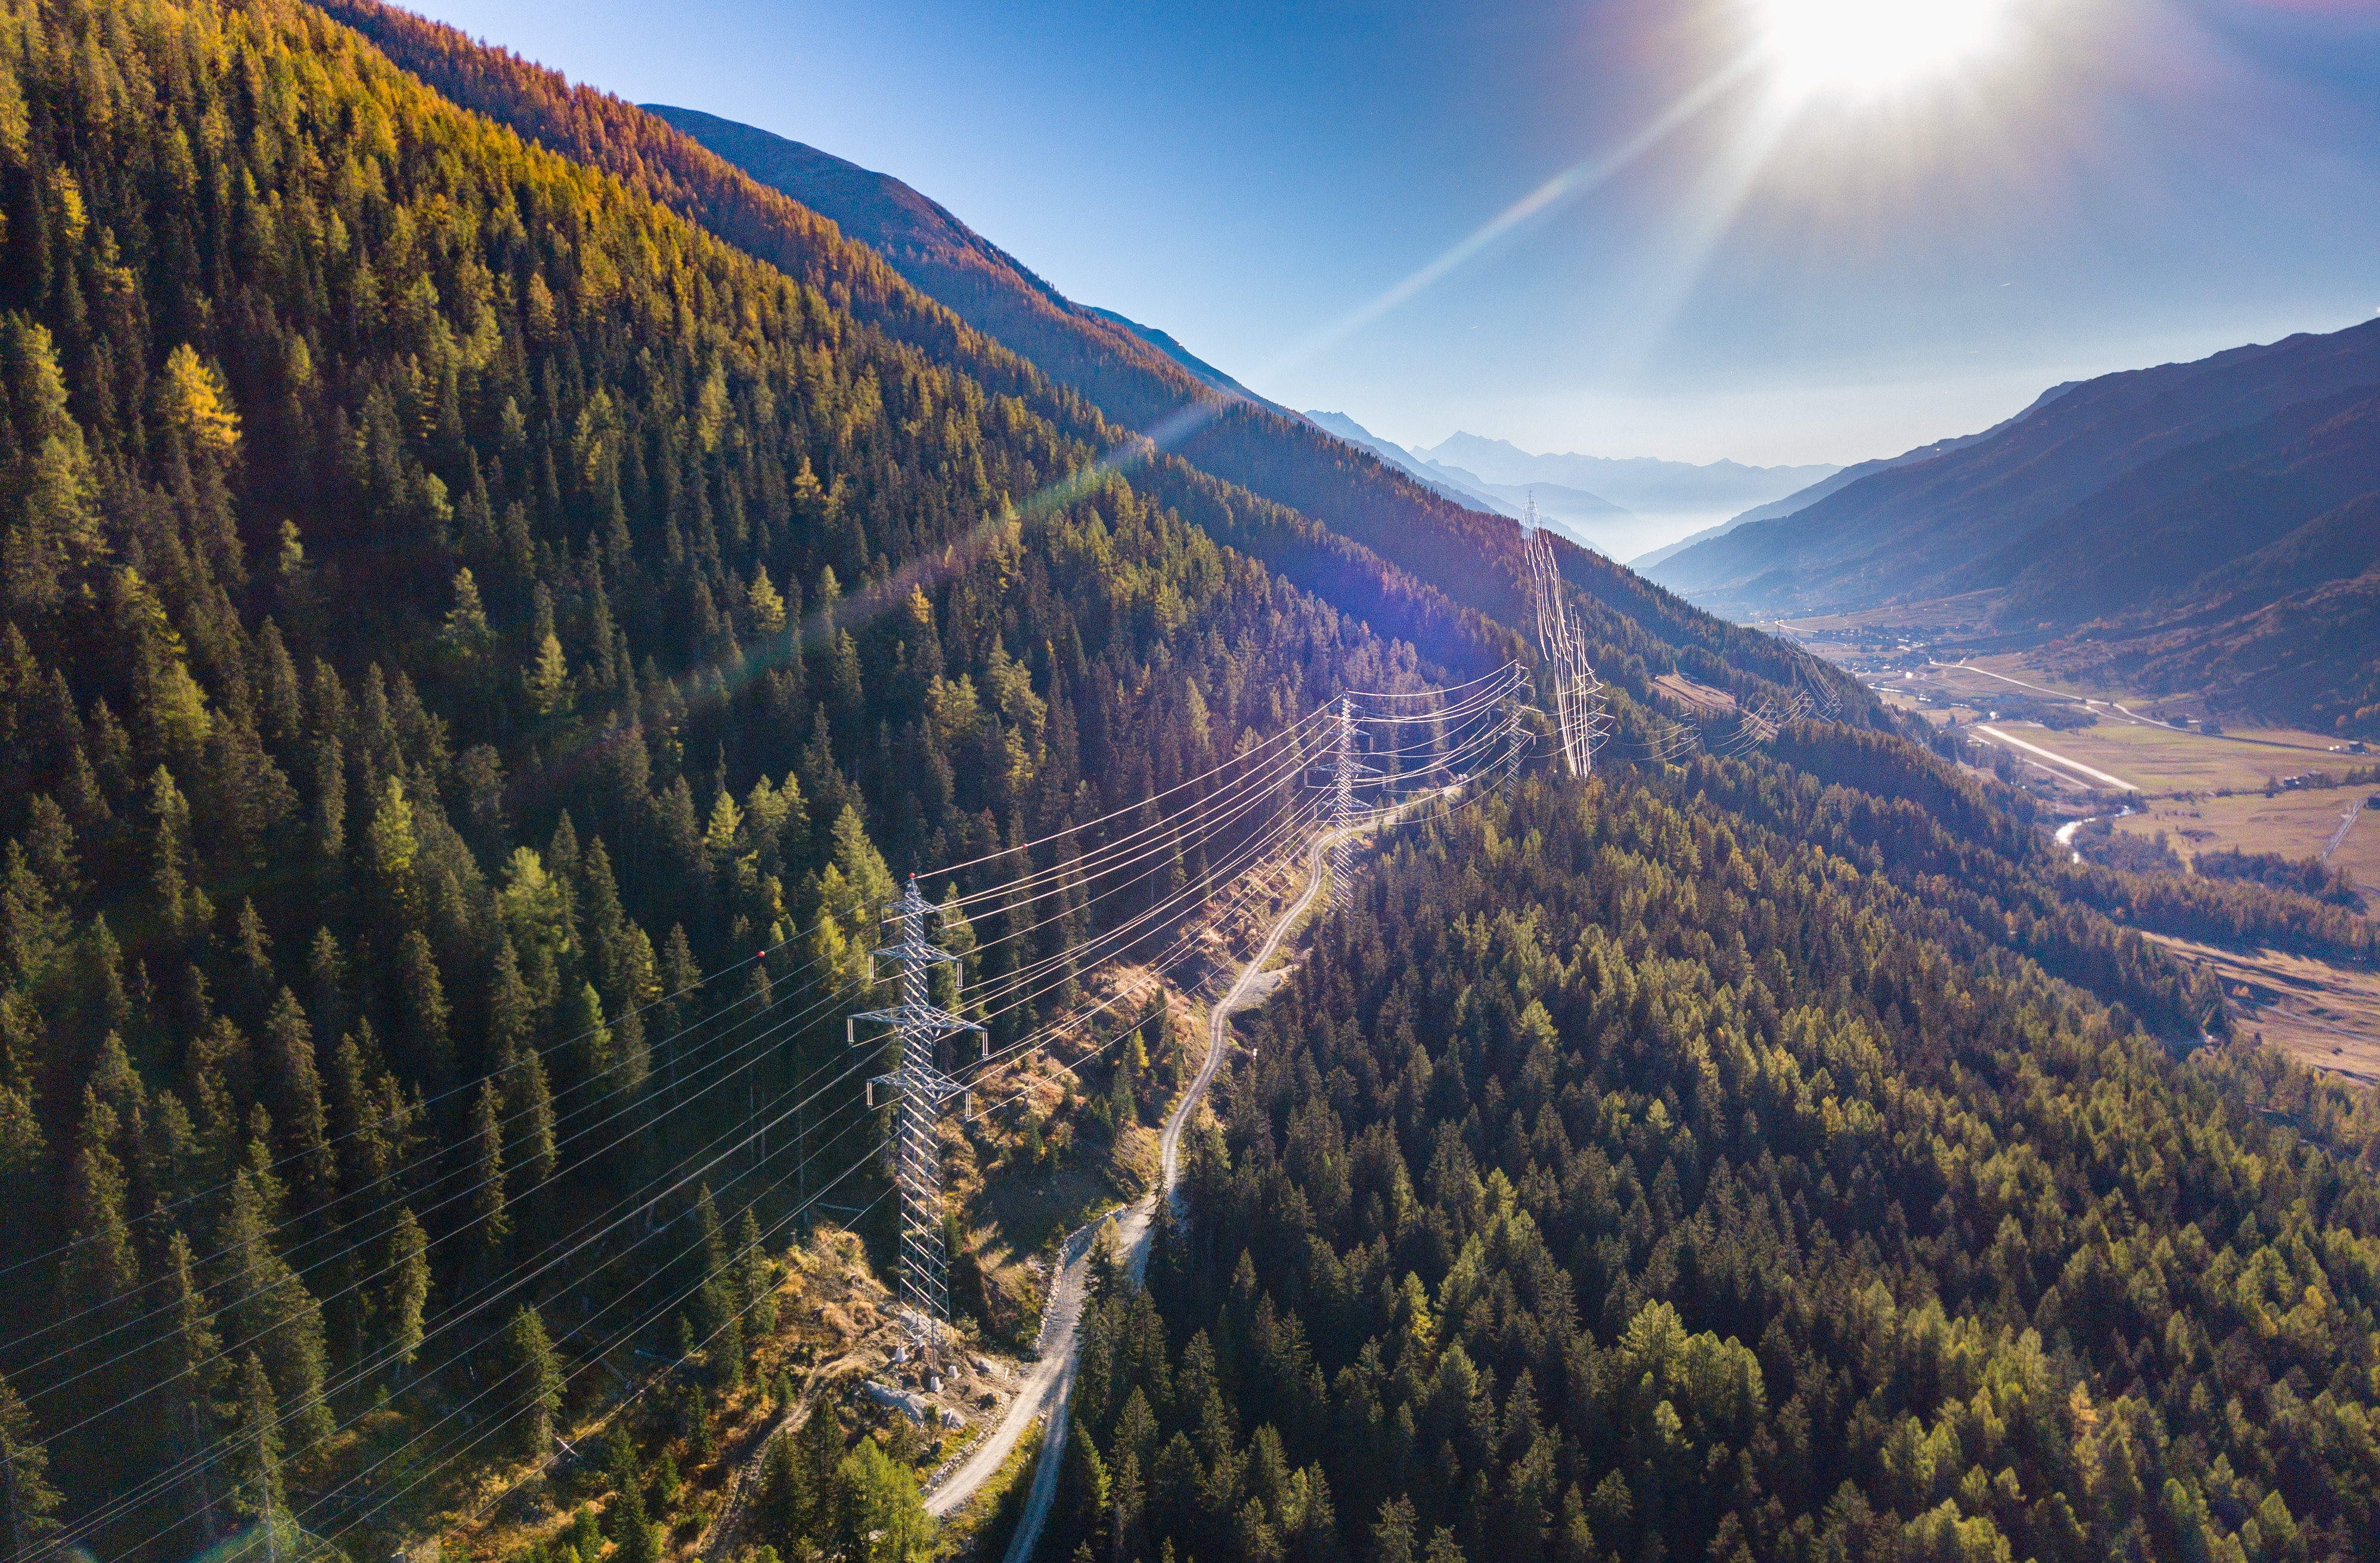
[1631,386,2081,569]
[1301,413,1659,559]
[1439,470,1637,536]
[1303,410,1518,515]
[1409,434,1839,515]
[1646,320,2380,620]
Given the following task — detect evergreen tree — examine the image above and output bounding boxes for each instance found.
[835,1438,931,1563]
[0,317,104,616]
[610,1475,658,1563]
[157,1232,226,1542]
[396,930,454,1085]
[739,1210,778,1339]
[571,1502,605,1563]
[469,1080,512,1260]
[500,1304,566,1460]
[215,1171,333,1447]
[58,1090,137,1313]
[225,1354,283,1525]
[0,1372,60,1563]
[263,990,333,1201]
[488,936,536,1063]
[385,1206,430,1376]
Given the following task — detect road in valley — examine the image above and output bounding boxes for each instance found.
[924,820,1358,1548]
[1973,724,2140,792]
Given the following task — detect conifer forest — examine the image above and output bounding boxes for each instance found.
[0,4,2376,1563]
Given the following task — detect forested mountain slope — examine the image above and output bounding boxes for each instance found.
[298,0,1886,738]
[1975,387,2380,628]
[0,0,1499,1552]
[1048,770,2380,1563]
[8,7,2375,1563]
[1081,303,1299,417]
[597,100,1533,625]
[309,0,1532,683]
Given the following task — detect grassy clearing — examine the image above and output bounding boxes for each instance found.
[1988,721,2352,794]
[2112,792,2378,888]
[2146,934,2380,1087]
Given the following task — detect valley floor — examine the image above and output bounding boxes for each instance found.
[2146,934,2380,1087]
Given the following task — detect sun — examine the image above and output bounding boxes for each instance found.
[1752,0,2017,100]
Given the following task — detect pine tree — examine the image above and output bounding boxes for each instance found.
[566,981,613,1094]
[231,900,277,1022]
[1368,1501,1415,1563]
[528,631,572,717]
[0,317,106,616]
[785,1399,844,1541]
[501,1037,557,1189]
[501,1303,565,1460]
[263,989,334,1201]
[739,1210,778,1339]
[571,1502,605,1563]
[610,1474,658,1563]
[226,1353,283,1526]
[758,1433,804,1551]
[385,1206,430,1376]
[442,568,494,664]
[469,1078,511,1259]
[836,1438,931,1563]
[689,1188,742,1390]
[59,1090,138,1312]
[488,935,535,1061]
[158,1232,226,1542]
[148,766,213,943]
[215,1170,333,1447]
[396,928,453,1084]
[0,1371,61,1563]
[305,928,352,1047]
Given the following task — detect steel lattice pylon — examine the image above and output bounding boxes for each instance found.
[1520,498,1609,777]
[848,876,983,1362]
[1326,696,1378,910]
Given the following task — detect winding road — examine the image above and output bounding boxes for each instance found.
[923,819,1362,1555]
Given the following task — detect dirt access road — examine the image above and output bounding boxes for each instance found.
[925,814,1374,1553]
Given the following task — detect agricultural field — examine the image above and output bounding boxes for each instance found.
[1979,718,2344,793]
[2112,790,2378,896]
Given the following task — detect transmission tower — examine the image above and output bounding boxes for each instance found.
[1326,697,1378,910]
[1519,498,1609,777]
[848,876,983,1363]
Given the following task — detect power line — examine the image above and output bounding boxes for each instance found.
[1518,503,1608,777]
[58,665,1536,1562]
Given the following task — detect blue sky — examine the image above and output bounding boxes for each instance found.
[404,0,2380,467]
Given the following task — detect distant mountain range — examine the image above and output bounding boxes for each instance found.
[1647,318,2380,734]
[1411,434,1839,519]
[1300,417,1827,561]
[1632,385,2084,571]
[1301,411,1519,515]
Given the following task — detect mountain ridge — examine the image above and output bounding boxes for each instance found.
[633,103,1548,637]
[1412,431,1838,516]
[1647,318,2380,731]
[1649,320,2380,618]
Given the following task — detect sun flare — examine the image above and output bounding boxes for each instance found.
[1753,0,2016,100]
